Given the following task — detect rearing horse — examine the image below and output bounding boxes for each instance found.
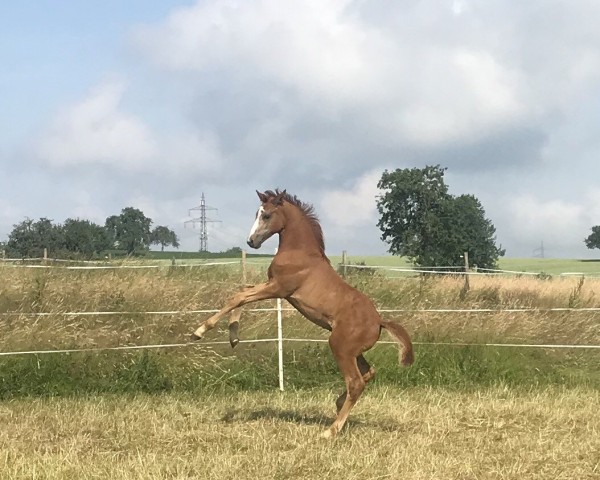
[192,189,413,438]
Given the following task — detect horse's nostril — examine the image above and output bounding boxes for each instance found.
[247,239,253,248]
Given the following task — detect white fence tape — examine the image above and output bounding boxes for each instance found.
[1,338,599,359]
[0,308,282,317]
[2,261,241,270]
[2,303,599,391]
[2,306,600,318]
[0,339,280,357]
[4,256,600,277]
[281,338,600,349]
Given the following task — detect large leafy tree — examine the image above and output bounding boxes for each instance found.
[105,207,153,255]
[6,217,64,258]
[584,226,600,250]
[63,218,112,257]
[150,226,180,251]
[377,165,504,268]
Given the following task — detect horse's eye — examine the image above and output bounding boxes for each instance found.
[263,213,272,220]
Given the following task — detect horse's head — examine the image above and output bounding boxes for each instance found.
[247,190,287,249]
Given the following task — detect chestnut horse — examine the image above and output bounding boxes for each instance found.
[192,189,413,438]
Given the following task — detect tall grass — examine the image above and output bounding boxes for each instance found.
[0,264,599,399]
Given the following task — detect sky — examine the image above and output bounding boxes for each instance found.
[2,0,600,258]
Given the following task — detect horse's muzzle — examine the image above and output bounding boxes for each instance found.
[247,238,260,249]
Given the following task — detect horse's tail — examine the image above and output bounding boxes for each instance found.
[381,321,414,366]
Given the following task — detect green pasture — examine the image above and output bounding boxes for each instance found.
[157,252,600,277]
[338,254,600,275]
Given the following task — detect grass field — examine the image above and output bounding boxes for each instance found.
[151,254,600,278]
[1,387,598,479]
[53,250,600,276]
[0,260,599,478]
[338,255,600,276]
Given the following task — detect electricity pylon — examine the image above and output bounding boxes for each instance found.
[185,193,221,252]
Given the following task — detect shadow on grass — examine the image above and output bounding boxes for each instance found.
[221,407,331,426]
[220,406,404,432]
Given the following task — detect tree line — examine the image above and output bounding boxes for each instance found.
[2,207,179,259]
[5,165,596,266]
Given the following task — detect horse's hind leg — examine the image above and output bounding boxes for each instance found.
[324,352,364,438]
[323,333,372,438]
[335,355,375,413]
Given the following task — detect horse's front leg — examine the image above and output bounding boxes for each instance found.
[228,308,242,347]
[192,282,281,340]
[227,284,255,347]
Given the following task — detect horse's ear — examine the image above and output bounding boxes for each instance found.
[273,189,286,206]
[256,190,268,203]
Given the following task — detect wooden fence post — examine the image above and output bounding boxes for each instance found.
[241,249,247,285]
[341,250,348,277]
[463,251,470,292]
[228,250,247,348]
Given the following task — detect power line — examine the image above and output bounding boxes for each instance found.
[184,193,221,252]
[533,240,545,258]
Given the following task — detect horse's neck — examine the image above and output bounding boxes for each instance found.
[277,206,322,257]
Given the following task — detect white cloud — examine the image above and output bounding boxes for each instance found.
[131,0,531,147]
[66,189,110,224]
[452,0,467,16]
[0,199,21,224]
[511,195,584,234]
[507,194,595,256]
[586,189,600,223]
[320,170,381,228]
[132,1,376,103]
[36,80,158,170]
[389,48,525,145]
[34,79,226,179]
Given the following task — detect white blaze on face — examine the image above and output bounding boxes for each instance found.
[248,206,264,241]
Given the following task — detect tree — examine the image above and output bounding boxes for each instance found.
[376,165,504,269]
[150,226,180,251]
[444,194,505,268]
[5,217,113,259]
[584,226,600,250]
[63,218,112,257]
[6,217,64,258]
[105,207,153,255]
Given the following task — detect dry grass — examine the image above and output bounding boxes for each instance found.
[1,265,599,478]
[0,386,598,479]
[346,273,600,346]
[1,265,599,352]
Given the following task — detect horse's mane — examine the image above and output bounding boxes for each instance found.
[263,189,327,259]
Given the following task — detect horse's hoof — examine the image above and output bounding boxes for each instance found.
[320,428,335,439]
[192,325,207,340]
[229,338,239,348]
